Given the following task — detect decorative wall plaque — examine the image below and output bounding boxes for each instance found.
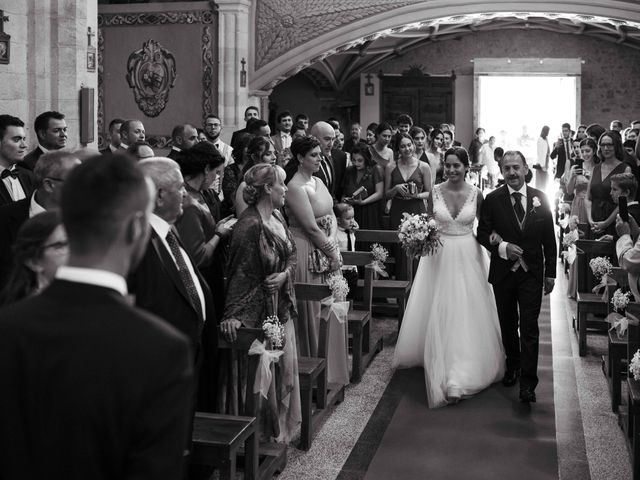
[126,39,177,117]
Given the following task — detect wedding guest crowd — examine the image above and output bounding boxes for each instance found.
[8,100,640,479]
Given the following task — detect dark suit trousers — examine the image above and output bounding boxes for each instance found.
[493,268,542,390]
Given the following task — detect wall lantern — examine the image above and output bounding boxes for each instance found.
[0,11,10,65]
[364,73,374,96]
[240,58,247,87]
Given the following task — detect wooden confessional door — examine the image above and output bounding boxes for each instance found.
[380,74,454,128]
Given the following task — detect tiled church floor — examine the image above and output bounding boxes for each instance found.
[276,269,633,480]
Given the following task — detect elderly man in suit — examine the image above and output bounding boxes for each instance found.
[0,150,80,287]
[129,157,217,417]
[0,115,35,206]
[22,111,68,170]
[310,121,346,200]
[0,153,194,479]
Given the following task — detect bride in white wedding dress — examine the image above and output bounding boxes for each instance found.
[392,147,505,408]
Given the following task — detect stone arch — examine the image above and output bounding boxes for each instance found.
[250,0,640,91]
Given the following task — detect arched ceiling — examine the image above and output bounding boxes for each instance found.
[250,0,640,92]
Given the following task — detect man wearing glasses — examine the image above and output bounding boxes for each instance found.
[0,150,80,288]
[203,114,233,166]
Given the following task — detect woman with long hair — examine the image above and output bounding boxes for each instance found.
[535,125,550,171]
[222,135,252,216]
[586,131,631,236]
[365,122,378,145]
[369,122,394,169]
[0,211,68,306]
[342,143,384,230]
[426,128,445,183]
[410,126,430,164]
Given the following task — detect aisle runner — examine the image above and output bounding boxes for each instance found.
[340,296,558,479]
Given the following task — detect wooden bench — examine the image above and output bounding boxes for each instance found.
[191,412,258,480]
[353,229,413,325]
[602,269,631,413]
[294,282,348,450]
[575,239,616,356]
[339,255,383,382]
[191,328,286,479]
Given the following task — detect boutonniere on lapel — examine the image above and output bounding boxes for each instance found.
[530,196,541,214]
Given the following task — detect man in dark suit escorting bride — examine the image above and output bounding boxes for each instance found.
[478,150,557,403]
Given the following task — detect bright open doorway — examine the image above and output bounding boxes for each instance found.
[477,75,578,166]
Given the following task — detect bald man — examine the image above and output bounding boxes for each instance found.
[309,121,346,199]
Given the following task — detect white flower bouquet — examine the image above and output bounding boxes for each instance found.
[398,212,442,258]
[327,273,350,301]
[630,349,640,381]
[611,289,631,312]
[370,243,389,277]
[589,256,613,279]
[562,229,579,248]
[262,293,285,349]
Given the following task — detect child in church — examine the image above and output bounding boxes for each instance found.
[334,202,359,298]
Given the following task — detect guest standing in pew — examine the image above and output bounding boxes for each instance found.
[334,202,359,299]
[285,136,342,357]
[0,154,194,479]
[235,136,277,216]
[0,211,68,306]
[616,214,640,300]
[342,144,384,231]
[220,163,301,442]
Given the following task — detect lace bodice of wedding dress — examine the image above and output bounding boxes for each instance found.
[432,184,477,236]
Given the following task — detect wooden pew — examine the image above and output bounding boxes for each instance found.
[294,282,347,451]
[353,229,413,325]
[575,238,616,356]
[340,256,383,382]
[603,268,630,413]
[191,328,286,480]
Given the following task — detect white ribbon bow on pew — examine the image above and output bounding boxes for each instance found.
[320,296,350,386]
[368,260,389,278]
[592,273,617,301]
[248,339,284,400]
[607,312,640,338]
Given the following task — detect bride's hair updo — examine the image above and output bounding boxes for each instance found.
[243,163,285,205]
[443,147,470,167]
[290,135,320,162]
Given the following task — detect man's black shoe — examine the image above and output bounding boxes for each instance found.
[502,369,520,387]
[519,387,536,403]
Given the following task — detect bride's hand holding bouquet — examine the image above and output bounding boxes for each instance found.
[398,212,442,258]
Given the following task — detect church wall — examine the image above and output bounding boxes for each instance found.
[0,0,98,150]
[377,29,640,145]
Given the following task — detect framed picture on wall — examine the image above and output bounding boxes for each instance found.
[87,49,96,72]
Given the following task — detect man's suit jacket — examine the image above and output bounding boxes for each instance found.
[314,153,337,199]
[0,197,29,287]
[230,128,247,149]
[270,132,289,155]
[0,280,193,480]
[128,229,216,355]
[167,148,181,161]
[330,149,347,200]
[22,147,44,171]
[0,165,35,207]
[477,185,557,285]
[550,139,572,179]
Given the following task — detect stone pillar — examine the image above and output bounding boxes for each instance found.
[0,0,98,149]
[216,0,253,140]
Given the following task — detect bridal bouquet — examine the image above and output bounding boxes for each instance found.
[398,212,442,258]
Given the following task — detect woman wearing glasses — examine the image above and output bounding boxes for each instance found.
[0,211,68,306]
[586,131,631,236]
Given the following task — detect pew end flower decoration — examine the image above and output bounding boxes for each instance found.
[590,256,615,301]
[370,243,389,277]
[262,313,285,350]
[398,212,442,258]
[327,273,350,301]
[607,289,634,338]
[630,350,640,381]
